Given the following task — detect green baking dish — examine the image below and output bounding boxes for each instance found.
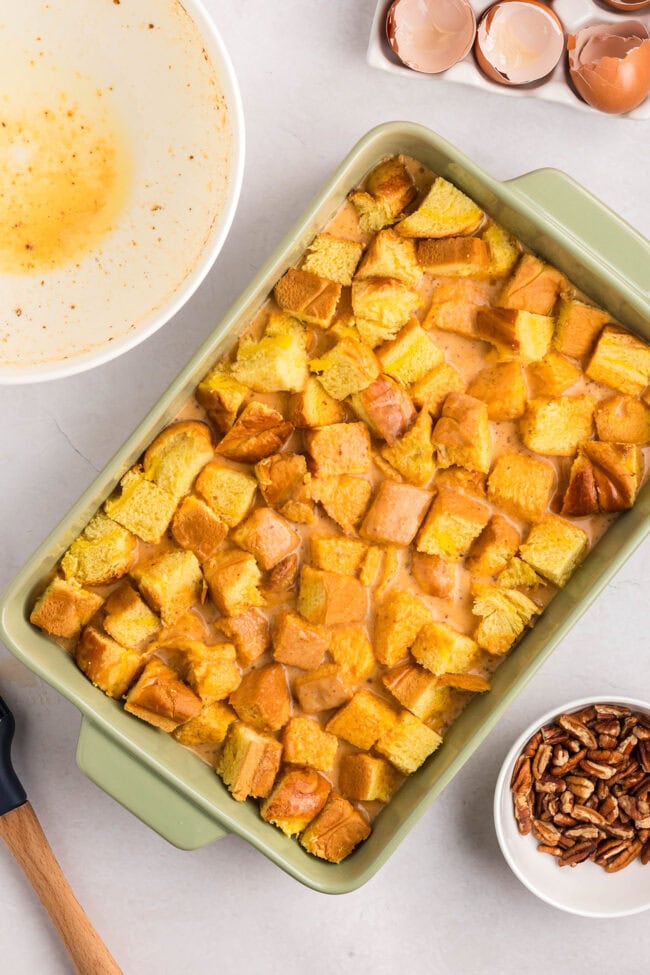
[1,122,649,894]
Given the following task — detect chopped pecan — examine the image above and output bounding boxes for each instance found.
[514,793,533,836]
[551,748,586,775]
[598,734,618,749]
[599,795,619,824]
[572,804,607,826]
[559,841,595,867]
[642,842,650,866]
[532,820,561,845]
[635,724,650,741]
[532,743,552,780]
[554,813,577,827]
[639,741,650,773]
[618,734,639,757]
[566,775,595,800]
[541,724,568,745]
[564,825,604,842]
[594,838,630,864]
[604,840,642,873]
[523,731,543,757]
[510,755,532,793]
[595,704,631,719]
[580,758,617,780]
[594,719,621,737]
[538,844,563,857]
[604,822,635,840]
[552,745,569,768]
[535,774,566,794]
[621,715,639,737]
[558,714,598,749]
[587,748,625,764]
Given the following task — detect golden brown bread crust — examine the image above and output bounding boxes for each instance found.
[232,507,300,571]
[254,452,312,521]
[432,392,492,474]
[411,552,456,598]
[497,253,565,315]
[360,481,433,547]
[561,441,643,516]
[215,607,269,668]
[229,663,292,732]
[417,236,490,273]
[260,767,331,836]
[75,625,144,699]
[171,495,228,563]
[350,374,416,445]
[300,792,370,863]
[287,377,347,428]
[143,420,213,499]
[293,665,352,713]
[214,402,294,462]
[305,423,372,477]
[298,565,368,626]
[30,578,104,639]
[217,722,283,801]
[271,610,330,671]
[366,157,417,216]
[124,658,202,731]
[274,268,341,327]
[266,554,300,593]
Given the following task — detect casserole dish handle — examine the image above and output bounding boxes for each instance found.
[76,719,228,850]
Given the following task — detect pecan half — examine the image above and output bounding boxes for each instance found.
[566,775,595,800]
[558,714,598,749]
[604,840,642,873]
[532,743,553,780]
[559,841,595,867]
[532,820,561,845]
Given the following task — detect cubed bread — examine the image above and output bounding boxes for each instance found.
[305,422,371,476]
[215,607,270,668]
[310,337,380,400]
[298,565,367,625]
[519,514,588,587]
[411,362,465,415]
[217,722,283,801]
[196,362,249,425]
[519,395,595,456]
[432,393,491,473]
[422,278,491,339]
[203,549,264,616]
[215,401,293,463]
[30,577,104,639]
[294,664,352,713]
[411,621,479,676]
[466,362,527,421]
[195,462,257,527]
[229,663,291,732]
[417,236,491,276]
[300,792,370,863]
[487,452,555,523]
[497,253,565,315]
[586,326,650,395]
[466,514,520,577]
[261,767,332,836]
[172,701,236,746]
[272,610,330,670]
[311,474,372,534]
[377,320,443,386]
[396,177,483,239]
[349,156,416,233]
[375,710,443,774]
[232,508,300,571]
[287,377,347,428]
[143,421,214,501]
[171,495,228,563]
[356,228,421,287]
[61,513,137,586]
[472,584,541,655]
[124,658,202,731]
[595,395,650,444]
[310,536,367,575]
[131,550,204,626]
[350,375,416,444]
[181,642,241,703]
[103,582,160,647]
[75,625,144,699]
[325,689,396,749]
[481,223,519,277]
[526,351,582,397]
[104,467,178,544]
[496,557,544,589]
[411,552,456,598]
[553,298,610,360]
[255,452,313,524]
[282,717,339,772]
[379,408,436,486]
[417,487,490,560]
[328,624,376,686]
[233,318,309,391]
[476,308,555,363]
[435,467,487,497]
[358,546,385,588]
[382,664,453,721]
[562,441,643,516]
[351,278,421,346]
[266,554,300,593]
[302,234,363,285]
[374,589,432,667]
[274,268,341,328]
[338,754,400,803]
[360,481,433,546]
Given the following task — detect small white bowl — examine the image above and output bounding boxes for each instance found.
[494,696,650,918]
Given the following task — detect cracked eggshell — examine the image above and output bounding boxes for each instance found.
[602,1,650,11]
[568,21,650,114]
[386,0,477,74]
[474,1,565,86]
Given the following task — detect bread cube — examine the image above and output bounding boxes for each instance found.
[231,508,299,572]
[217,722,283,801]
[124,659,202,731]
[396,177,483,239]
[350,375,416,445]
[417,236,490,276]
[104,467,178,544]
[374,589,433,667]
[382,664,453,721]
[360,481,432,546]
[325,689,396,749]
[30,577,104,640]
[497,254,565,315]
[265,553,300,594]
[181,642,241,703]
[519,514,588,587]
[481,223,519,277]
[229,663,291,732]
[172,701,236,746]
[328,624,374,684]
[356,228,421,287]
[302,234,363,285]
[438,672,491,693]
[520,395,595,457]
[310,337,380,399]
[411,552,456,598]
[216,607,269,668]
[294,664,352,713]
[411,362,465,415]
[171,495,228,563]
[287,377,346,428]
[75,625,144,699]
[351,278,421,345]
[553,297,610,360]
[300,792,370,862]
[466,514,520,577]
[476,308,555,363]
[586,326,650,395]
[422,278,491,339]
[261,767,331,836]
[298,565,367,626]
[349,156,416,233]
[311,536,367,575]
[379,408,436,486]
[195,462,257,527]
[496,558,544,589]
[487,451,555,523]
[196,362,249,427]
[595,395,650,444]
[311,474,372,534]
[411,621,479,676]
[472,584,541,655]
[417,487,490,560]
[233,318,309,391]
[131,550,204,626]
[203,549,264,616]
[61,514,137,587]
[274,268,341,328]
[562,441,643,516]
[255,452,312,525]
[433,393,492,474]
[527,351,582,397]
[377,320,443,386]
[143,421,214,501]
[435,467,487,497]
[376,710,443,775]
[271,610,330,671]
[466,362,527,421]
[282,717,339,772]
[358,545,384,588]
[338,754,400,803]
[305,422,371,476]
[215,401,293,463]
[103,582,160,647]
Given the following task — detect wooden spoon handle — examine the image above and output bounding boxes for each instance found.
[0,802,122,975]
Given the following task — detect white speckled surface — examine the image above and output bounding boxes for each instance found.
[1,1,649,972]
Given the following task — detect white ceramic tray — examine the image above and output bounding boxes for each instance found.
[367,0,650,119]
